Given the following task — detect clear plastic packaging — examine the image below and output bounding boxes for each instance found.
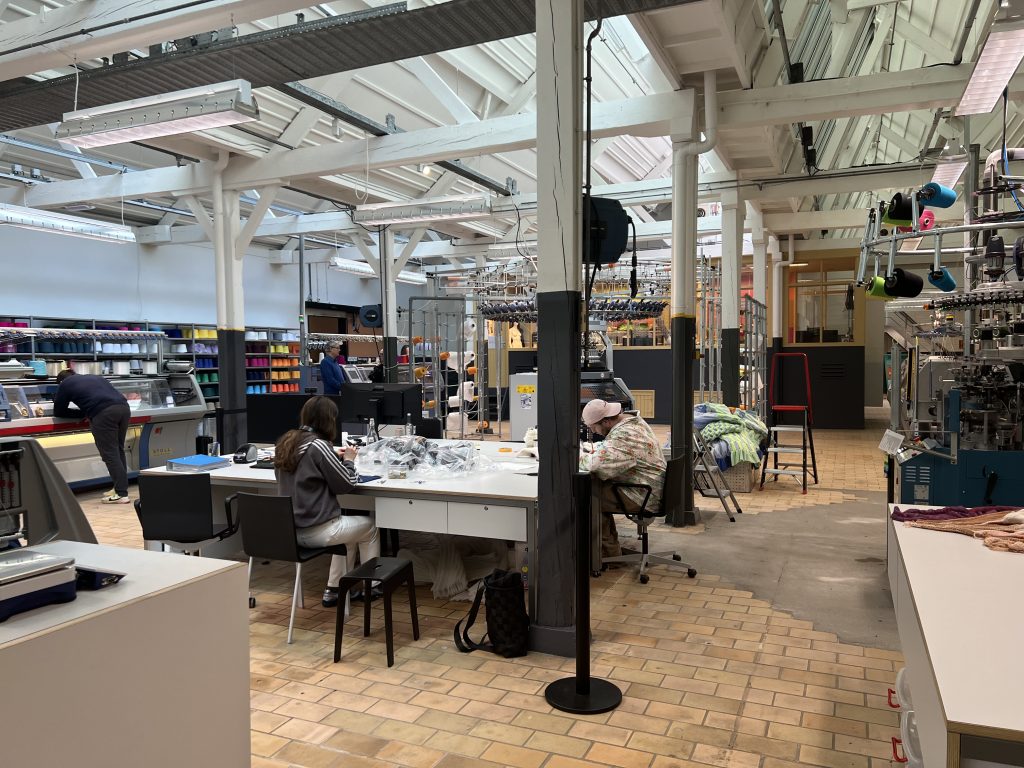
[354,437,495,479]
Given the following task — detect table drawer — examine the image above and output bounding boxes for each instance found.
[448,502,527,541]
[376,497,447,534]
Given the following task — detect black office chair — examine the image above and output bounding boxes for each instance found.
[227,493,347,644]
[600,456,697,584]
[134,474,238,556]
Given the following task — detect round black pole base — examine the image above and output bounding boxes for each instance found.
[544,676,622,715]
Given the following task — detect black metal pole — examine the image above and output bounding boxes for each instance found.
[544,472,622,714]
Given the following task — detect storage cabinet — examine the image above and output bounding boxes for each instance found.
[376,497,528,541]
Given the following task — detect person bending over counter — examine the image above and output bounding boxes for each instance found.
[274,395,379,608]
[580,398,666,559]
[53,369,132,504]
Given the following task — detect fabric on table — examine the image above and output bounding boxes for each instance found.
[891,505,1019,522]
[904,510,1024,555]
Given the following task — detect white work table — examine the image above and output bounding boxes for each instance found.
[141,441,540,610]
[888,505,1024,767]
[0,541,249,767]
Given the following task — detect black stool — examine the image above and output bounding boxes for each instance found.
[334,557,419,667]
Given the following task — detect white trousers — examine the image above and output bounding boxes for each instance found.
[295,513,380,587]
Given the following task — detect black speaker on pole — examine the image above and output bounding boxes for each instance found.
[359,304,383,328]
[585,197,629,266]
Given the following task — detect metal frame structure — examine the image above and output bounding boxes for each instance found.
[741,295,767,419]
[406,296,476,440]
[697,256,722,404]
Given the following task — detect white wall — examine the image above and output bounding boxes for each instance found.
[0,228,423,328]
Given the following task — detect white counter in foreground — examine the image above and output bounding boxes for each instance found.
[889,506,1024,767]
[0,541,249,768]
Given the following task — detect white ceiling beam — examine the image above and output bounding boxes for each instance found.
[893,15,955,63]
[180,195,214,241]
[0,0,312,81]
[403,58,479,124]
[236,186,280,252]
[709,0,753,88]
[137,207,360,246]
[829,0,850,24]
[1,91,695,208]
[763,204,963,234]
[720,63,1003,128]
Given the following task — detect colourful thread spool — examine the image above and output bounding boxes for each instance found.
[883,193,913,225]
[884,268,925,298]
[919,209,935,231]
[865,276,893,299]
[920,182,957,209]
[928,267,957,292]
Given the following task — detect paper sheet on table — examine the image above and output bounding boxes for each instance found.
[878,429,905,456]
[493,461,540,474]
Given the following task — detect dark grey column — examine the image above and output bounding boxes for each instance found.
[531,291,581,656]
[722,328,741,407]
[218,329,247,452]
[670,314,698,525]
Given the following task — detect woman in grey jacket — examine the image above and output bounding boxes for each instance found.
[275,396,379,608]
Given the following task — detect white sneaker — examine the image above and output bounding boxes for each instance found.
[101,493,130,504]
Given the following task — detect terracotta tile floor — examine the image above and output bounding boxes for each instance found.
[80,414,901,768]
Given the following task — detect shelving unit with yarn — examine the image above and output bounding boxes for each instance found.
[156,324,219,401]
[245,328,301,394]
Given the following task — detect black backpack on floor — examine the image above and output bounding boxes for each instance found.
[453,569,529,658]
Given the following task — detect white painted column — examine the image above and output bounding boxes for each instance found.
[533,0,583,656]
[669,142,698,525]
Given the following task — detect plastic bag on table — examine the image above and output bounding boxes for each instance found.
[410,440,495,478]
[354,436,432,477]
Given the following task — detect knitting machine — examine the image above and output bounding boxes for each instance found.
[886,233,1024,506]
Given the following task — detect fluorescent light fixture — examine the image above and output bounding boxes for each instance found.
[931,160,968,187]
[353,194,491,226]
[56,80,259,148]
[956,9,1024,116]
[329,256,428,285]
[0,203,135,243]
[784,262,809,268]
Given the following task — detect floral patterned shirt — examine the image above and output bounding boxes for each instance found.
[580,414,666,508]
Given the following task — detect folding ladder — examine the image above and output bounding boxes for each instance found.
[693,431,741,522]
[760,352,819,494]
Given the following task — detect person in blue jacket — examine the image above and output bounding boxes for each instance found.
[320,342,344,395]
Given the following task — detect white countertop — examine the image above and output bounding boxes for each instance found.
[892,507,1024,738]
[0,541,242,649]
[141,440,540,504]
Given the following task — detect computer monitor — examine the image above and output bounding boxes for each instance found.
[342,364,368,383]
[338,383,421,426]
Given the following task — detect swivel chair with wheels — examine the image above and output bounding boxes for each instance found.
[599,456,697,584]
[227,493,347,644]
[134,473,238,556]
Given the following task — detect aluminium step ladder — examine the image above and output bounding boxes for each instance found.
[760,352,819,494]
[693,431,741,522]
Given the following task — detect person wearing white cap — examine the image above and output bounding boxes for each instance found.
[580,398,667,558]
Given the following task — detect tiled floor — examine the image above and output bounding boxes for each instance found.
[80,415,902,768]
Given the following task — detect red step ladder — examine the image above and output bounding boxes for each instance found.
[760,352,819,494]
